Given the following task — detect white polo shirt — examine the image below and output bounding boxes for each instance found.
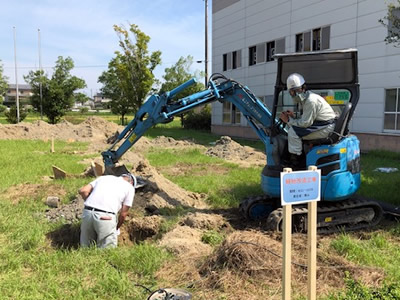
[84,175,135,214]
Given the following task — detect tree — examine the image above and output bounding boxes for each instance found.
[98,24,161,125]
[5,105,27,124]
[160,55,205,98]
[24,56,86,124]
[0,61,8,103]
[379,1,400,47]
[160,55,205,126]
[75,92,89,107]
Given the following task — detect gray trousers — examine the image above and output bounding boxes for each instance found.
[288,123,335,155]
[80,209,118,248]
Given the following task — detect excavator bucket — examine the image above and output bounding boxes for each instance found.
[104,164,148,189]
[104,164,130,176]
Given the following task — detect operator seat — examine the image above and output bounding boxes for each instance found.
[304,102,352,146]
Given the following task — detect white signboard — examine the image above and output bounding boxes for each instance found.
[280,169,321,206]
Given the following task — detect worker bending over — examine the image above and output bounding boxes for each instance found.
[79,173,135,248]
[280,73,336,166]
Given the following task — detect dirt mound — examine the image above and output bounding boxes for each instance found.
[159,225,213,257]
[195,231,385,298]
[124,215,163,243]
[181,212,229,230]
[201,230,283,279]
[0,117,122,142]
[206,136,266,167]
[126,157,208,211]
[134,136,204,152]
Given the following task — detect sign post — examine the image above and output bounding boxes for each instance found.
[282,168,292,300]
[280,166,321,300]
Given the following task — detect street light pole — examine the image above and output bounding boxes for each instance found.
[13,26,20,123]
[204,0,209,87]
[38,29,43,120]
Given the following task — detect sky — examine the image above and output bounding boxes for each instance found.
[0,0,208,96]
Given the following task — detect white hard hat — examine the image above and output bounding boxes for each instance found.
[286,73,305,90]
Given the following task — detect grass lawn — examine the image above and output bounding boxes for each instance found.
[1,114,400,298]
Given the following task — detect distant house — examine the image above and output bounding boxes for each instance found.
[93,93,112,109]
[3,84,33,107]
[72,98,95,110]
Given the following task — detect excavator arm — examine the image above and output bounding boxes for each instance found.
[102,74,282,167]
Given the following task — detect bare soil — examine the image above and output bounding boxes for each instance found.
[0,117,386,299]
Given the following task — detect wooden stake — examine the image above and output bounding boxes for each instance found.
[307,165,318,300]
[307,201,317,300]
[282,204,292,300]
[51,136,55,153]
[282,167,292,300]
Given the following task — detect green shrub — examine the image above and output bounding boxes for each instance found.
[4,105,27,123]
[182,105,211,130]
[327,273,400,299]
[0,104,7,113]
[80,107,89,114]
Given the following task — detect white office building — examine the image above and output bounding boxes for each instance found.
[211,0,400,152]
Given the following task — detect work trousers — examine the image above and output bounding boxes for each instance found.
[80,209,117,248]
[288,123,335,155]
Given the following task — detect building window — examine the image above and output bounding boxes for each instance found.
[223,54,227,71]
[223,102,231,123]
[222,50,241,71]
[249,46,256,66]
[223,102,241,124]
[266,41,275,62]
[384,88,400,131]
[232,50,241,69]
[296,26,330,52]
[296,34,303,52]
[312,28,321,51]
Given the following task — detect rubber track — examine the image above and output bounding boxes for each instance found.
[240,195,384,234]
[267,198,383,234]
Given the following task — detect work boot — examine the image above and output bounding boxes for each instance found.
[289,153,304,170]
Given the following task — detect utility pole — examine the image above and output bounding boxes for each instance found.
[38,29,43,120]
[13,26,20,123]
[204,0,209,87]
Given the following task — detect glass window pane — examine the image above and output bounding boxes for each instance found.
[296,34,303,52]
[235,111,241,124]
[223,113,231,123]
[304,31,311,51]
[313,28,321,51]
[397,115,400,130]
[223,101,231,112]
[384,113,396,130]
[223,54,227,71]
[385,89,397,112]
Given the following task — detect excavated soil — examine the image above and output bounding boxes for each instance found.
[0,117,387,298]
[206,136,266,167]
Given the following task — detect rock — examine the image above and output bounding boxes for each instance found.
[46,196,60,208]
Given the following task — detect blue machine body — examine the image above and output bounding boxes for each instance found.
[261,135,361,201]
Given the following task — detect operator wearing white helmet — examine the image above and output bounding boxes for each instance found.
[280,73,336,165]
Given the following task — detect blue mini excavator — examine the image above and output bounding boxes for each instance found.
[102,49,385,233]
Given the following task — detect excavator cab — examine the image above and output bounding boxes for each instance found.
[271,49,359,160]
[261,49,361,200]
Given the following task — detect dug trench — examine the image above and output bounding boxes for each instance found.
[0,117,389,298]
